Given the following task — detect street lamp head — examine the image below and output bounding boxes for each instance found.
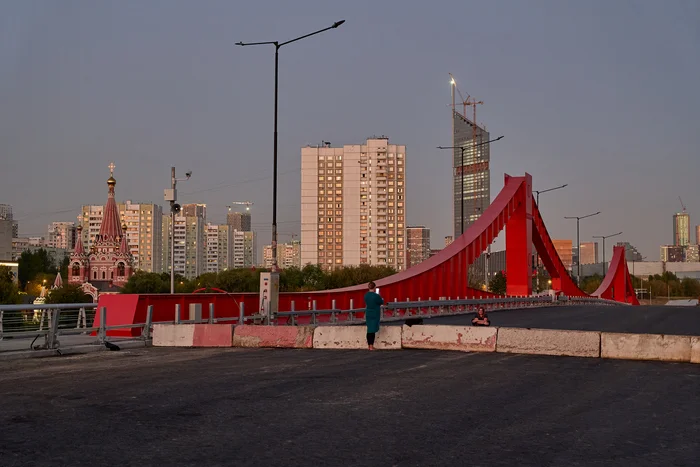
[332,20,345,28]
[235,42,245,46]
[185,171,192,179]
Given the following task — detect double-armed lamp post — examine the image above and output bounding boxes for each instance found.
[565,211,601,285]
[593,231,622,274]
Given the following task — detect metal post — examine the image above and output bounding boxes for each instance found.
[601,237,605,275]
[271,45,279,273]
[460,147,465,236]
[47,309,60,350]
[174,304,180,324]
[291,301,295,312]
[98,306,107,344]
[170,167,175,294]
[331,299,336,310]
[0,310,4,341]
[239,302,245,325]
[143,305,153,340]
[208,303,215,324]
[576,218,580,285]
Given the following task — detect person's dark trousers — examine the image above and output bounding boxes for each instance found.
[366,333,376,345]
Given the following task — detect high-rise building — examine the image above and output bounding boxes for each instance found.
[696,225,700,245]
[301,137,406,271]
[578,241,599,265]
[0,204,18,238]
[673,212,690,246]
[81,201,163,272]
[452,111,490,237]
[444,236,453,247]
[47,222,77,250]
[617,242,643,262]
[263,240,301,269]
[660,245,684,262]
[227,210,252,232]
[0,219,12,260]
[162,204,206,279]
[553,239,573,271]
[182,203,207,219]
[28,236,44,246]
[685,244,699,263]
[406,226,431,268]
[231,230,256,268]
[206,224,233,273]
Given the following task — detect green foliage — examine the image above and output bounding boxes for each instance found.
[46,283,92,304]
[488,271,507,295]
[0,266,21,305]
[681,277,700,298]
[18,249,58,288]
[580,274,604,294]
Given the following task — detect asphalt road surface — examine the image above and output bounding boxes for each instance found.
[1,347,698,466]
[410,305,700,335]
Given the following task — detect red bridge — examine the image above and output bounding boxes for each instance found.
[97,173,639,335]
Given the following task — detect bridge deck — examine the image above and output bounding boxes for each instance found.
[0,348,697,466]
[401,305,700,335]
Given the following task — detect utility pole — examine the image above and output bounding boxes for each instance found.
[164,167,191,294]
[533,184,568,291]
[565,211,601,286]
[593,231,622,275]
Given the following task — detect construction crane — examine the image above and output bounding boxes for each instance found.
[678,196,686,213]
[227,201,254,212]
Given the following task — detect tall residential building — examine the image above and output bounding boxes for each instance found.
[0,219,12,260]
[444,236,453,247]
[452,110,490,237]
[617,242,643,262]
[80,201,162,272]
[232,230,256,268]
[696,225,700,245]
[263,240,301,269]
[673,212,690,246]
[579,241,599,265]
[553,239,573,271]
[163,213,205,279]
[660,245,684,262]
[227,209,252,232]
[182,203,207,219]
[47,222,77,250]
[0,204,18,238]
[206,224,233,273]
[301,137,406,271]
[685,244,699,263]
[406,226,431,268]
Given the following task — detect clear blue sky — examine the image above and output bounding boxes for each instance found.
[1,0,699,261]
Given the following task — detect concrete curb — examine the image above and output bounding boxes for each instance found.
[153,324,233,347]
[0,339,150,361]
[601,332,692,362]
[313,326,401,350]
[233,325,315,349]
[496,327,601,358]
[402,324,497,352]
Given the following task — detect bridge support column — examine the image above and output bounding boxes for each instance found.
[506,174,533,297]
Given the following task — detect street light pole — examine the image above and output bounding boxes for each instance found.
[438,135,504,237]
[565,211,601,285]
[533,184,568,291]
[164,167,191,294]
[237,20,345,273]
[593,231,622,275]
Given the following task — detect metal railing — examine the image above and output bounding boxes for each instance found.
[0,294,620,353]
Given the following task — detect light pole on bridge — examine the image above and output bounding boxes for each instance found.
[565,211,601,286]
[533,184,568,291]
[593,231,622,276]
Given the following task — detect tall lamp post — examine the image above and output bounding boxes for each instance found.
[565,211,601,285]
[236,20,345,273]
[593,231,622,275]
[533,184,568,291]
[437,135,504,236]
[164,167,191,294]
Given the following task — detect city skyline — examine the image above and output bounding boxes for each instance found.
[1,1,699,263]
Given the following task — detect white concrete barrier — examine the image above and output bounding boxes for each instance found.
[313,326,401,350]
[496,327,600,358]
[233,325,314,348]
[691,337,700,364]
[402,325,497,352]
[601,333,692,362]
[153,324,233,347]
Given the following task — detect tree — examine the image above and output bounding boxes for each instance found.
[488,271,507,295]
[580,274,603,294]
[681,277,700,298]
[0,266,20,305]
[46,284,92,304]
[121,272,169,294]
[18,249,57,288]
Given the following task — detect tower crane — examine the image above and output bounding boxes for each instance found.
[678,196,686,213]
[228,201,254,212]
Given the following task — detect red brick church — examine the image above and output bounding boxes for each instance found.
[69,164,134,300]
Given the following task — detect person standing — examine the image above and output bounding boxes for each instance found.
[364,281,384,350]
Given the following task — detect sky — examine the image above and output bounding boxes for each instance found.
[1,0,699,262]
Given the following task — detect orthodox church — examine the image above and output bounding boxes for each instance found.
[69,164,134,299]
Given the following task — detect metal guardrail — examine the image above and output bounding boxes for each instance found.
[0,294,620,353]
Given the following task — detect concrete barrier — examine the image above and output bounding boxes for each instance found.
[601,333,691,362]
[402,325,497,352]
[233,325,314,349]
[496,327,600,358]
[313,326,401,350]
[153,324,233,347]
[691,337,700,364]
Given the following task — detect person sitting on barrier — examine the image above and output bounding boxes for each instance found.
[472,307,490,326]
[364,281,384,350]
